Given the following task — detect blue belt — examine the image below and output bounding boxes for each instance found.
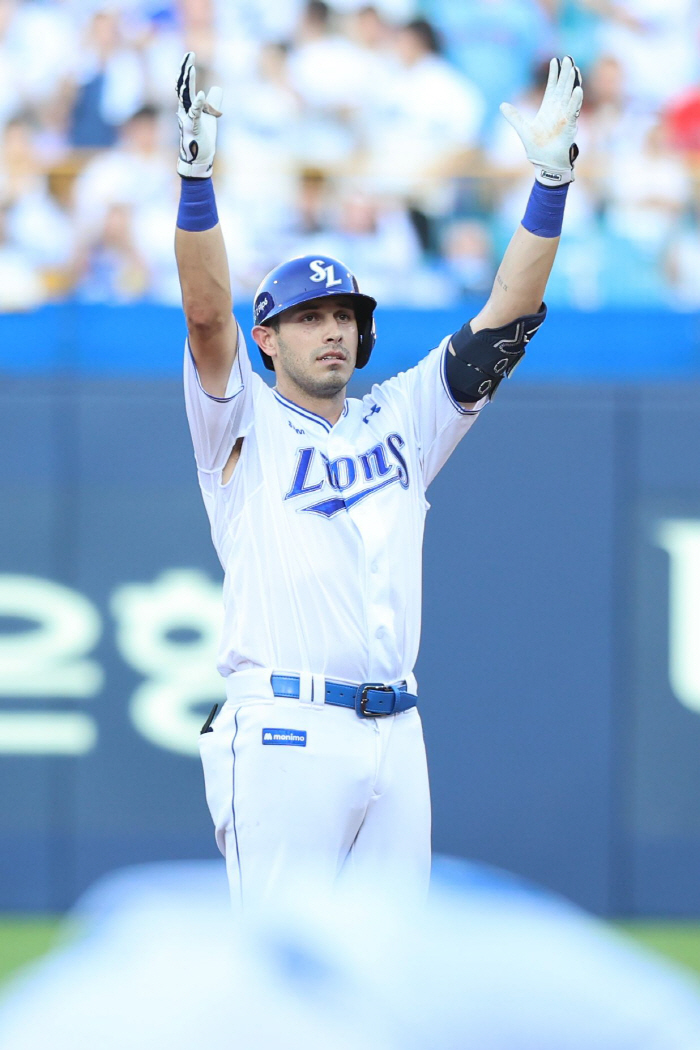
[270,674,418,718]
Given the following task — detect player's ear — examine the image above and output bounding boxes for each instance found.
[252,324,278,359]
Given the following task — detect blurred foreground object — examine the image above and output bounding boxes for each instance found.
[1,858,700,1050]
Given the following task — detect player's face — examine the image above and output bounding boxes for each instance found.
[269,297,359,400]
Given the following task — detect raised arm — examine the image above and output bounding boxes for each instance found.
[175,53,237,397]
[471,57,582,332]
[472,224,560,330]
[446,57,582,405]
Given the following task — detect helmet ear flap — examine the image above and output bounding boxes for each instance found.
[355,313,376,369]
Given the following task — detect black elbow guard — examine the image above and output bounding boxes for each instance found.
[445,303,547,402]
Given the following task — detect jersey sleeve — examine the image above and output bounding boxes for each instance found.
[371,335,487,489]
[183,323,258,473]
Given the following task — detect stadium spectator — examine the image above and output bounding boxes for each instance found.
[288,0,368,108]
[556,0,606,72]
[219,41,301,222]
[73,202,149,302]
[575,54,655,213]
[578,54,651,162]
[593,0,699,113]
[604,119,691,250]
[0,116,74,281]
[663,201,700,308]
[0,203,44,309]
[343,5,401,111]
[331,0,415,17]
[359,17,485,231]
[216,0,308,51]
[69,9,146,147]
[440,218,495,299]
[142,0,256,116]
[287,184,425,303]
[0,0,77,133]
[418,0,555,125]
[665,84,700,161]
[72,104,174,239]
[279,168,335,243]
[285,0,369,167]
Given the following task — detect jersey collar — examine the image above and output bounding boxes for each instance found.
[273,391,349,433]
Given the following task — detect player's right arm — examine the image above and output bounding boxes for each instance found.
[174,53,237,398]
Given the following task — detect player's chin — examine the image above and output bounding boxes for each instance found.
[316,358,354,380]
[317,359,349,375]
[311,370,350,398]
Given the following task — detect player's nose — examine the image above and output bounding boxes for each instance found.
[322,319,344,342]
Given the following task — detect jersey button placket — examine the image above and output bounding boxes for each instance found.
[344,451,395,678]
[365,546,394,676]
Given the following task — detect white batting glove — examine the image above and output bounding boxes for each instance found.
[176,52,223,178]
[500,56,583,187]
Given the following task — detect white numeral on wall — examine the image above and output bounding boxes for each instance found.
[0,575,102,754]
[655,519,700,714]
[112,569,224,756]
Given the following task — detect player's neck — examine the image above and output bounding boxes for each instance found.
[274,379,347,425]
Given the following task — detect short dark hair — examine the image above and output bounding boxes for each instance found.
[306,0,330,25]
[404,18,441,55]
[129,104,160,123]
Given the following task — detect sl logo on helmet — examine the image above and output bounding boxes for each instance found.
[309,259,343,288]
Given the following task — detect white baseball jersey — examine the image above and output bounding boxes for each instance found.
[184,327,484,685]
[186,323,486,907]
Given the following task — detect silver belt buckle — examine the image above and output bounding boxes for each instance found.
[358,683,394,717]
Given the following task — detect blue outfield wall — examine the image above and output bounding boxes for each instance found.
[3,302,700,381]
[2,305,700,916]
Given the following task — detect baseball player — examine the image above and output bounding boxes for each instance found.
[174,52,582,907]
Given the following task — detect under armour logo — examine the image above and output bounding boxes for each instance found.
[309,259,343,288]
[362,404,381,424]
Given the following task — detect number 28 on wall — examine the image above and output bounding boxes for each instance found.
[0,570,224,757]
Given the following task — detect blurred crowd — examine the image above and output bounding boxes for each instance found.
[2,0,700,312]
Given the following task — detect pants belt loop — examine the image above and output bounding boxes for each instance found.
[297,671,313,703]
[311,673,326,706]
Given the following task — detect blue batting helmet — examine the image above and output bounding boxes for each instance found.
[253,255,377,371]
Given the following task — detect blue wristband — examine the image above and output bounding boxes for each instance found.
[521,181,569,238]
[177,176,219,232]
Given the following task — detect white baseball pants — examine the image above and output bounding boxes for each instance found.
[199,669,431,909]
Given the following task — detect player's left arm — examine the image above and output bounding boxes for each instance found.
[446,57,583,406]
